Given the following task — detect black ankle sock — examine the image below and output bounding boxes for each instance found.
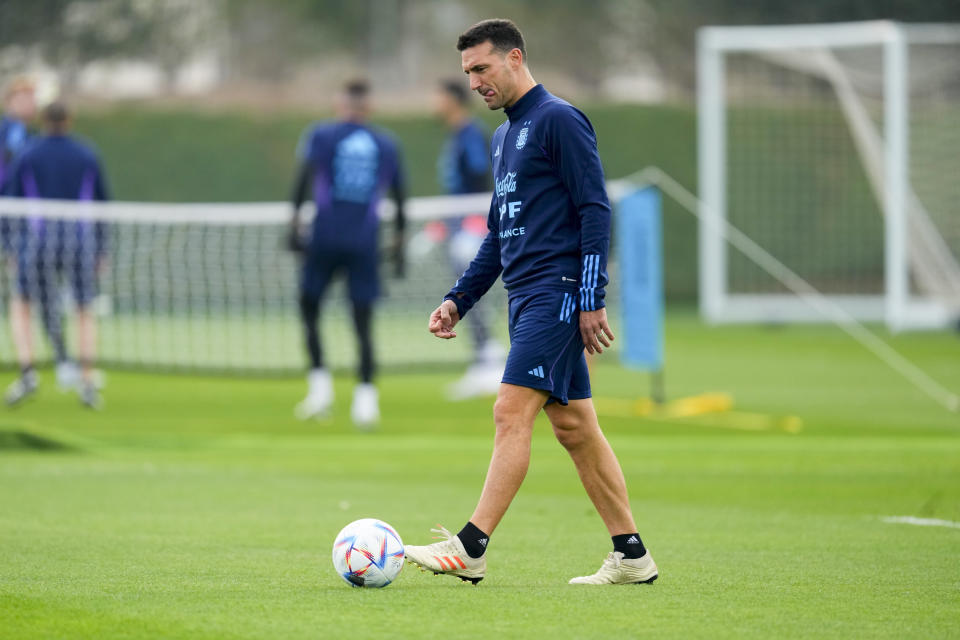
[612,533,647,559]
[21,364,34,378]
[456,521,489,558]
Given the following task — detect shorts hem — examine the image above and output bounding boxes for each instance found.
[500,376,553,394]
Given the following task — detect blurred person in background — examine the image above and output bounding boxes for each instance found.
[1,77,38,281]
[433,78,504,400]
[3,101,110,409]
[289,79,407,429]
[0,76,37,191]
[2,75,89,393]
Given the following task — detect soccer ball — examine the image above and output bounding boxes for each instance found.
[332,518,404,588]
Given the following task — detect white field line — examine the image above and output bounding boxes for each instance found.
[881,516,960,529]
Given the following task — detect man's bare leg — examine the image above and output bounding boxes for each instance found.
[468,382,548,534]
[403,382,546,580]
[4,295,40,405]
[74,306,102,408]
[544,398,636,535]
[548,398,658,584]
[76,306,96,383]
[9,295,34,369]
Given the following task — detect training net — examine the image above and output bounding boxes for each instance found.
[0,194,509,373]
[698,21,960,330]
[0,193,627,374]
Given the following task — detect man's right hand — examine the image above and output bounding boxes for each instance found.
[428,299,460,339]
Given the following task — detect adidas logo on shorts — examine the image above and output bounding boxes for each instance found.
[527,366,545,379]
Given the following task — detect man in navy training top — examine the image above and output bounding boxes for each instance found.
[3,102,110,409]
[433,79,504,400]
[405,19,658,586]
[289,79,406,428]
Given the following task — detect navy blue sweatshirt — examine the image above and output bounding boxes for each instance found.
[2,134,110,256]
[293,121,405,252]
[0,116,32,190]
[444,84,611,317]
[438,119,491,196]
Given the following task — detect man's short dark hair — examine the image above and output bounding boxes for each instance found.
[456,19,526,60]
[344,79,370,99]
[42,101,69,125]
[439,79,470,105]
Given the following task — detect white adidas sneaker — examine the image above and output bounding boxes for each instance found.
[295,368,333,420]
[568,551,658,585]
[404,526,486,584]
[55,361,80,392]
[446,362,503,401]
[4,370,38,406]
[351,383,380,429]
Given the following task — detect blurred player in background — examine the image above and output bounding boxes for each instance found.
[0,77,37,190]
[406,19,657,586]
[1,77,38,334]
[289,79,406,428]
[2,75,89,394]
[433,79,505,400]
[3,102,110,409]
[1,77,38,281]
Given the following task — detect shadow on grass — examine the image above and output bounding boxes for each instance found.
[0,428,80,452]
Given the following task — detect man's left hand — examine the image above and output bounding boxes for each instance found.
[580,308,615,355]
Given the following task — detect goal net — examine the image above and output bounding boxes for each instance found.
[698,21,960,331]
[0,193,516,374]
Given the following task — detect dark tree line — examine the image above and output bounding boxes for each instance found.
[2,0,958,95]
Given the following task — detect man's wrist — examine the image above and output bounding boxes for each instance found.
[443,294,466,319]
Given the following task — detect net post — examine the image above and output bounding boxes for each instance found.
[883,23,909,333]
[650,369,666,406]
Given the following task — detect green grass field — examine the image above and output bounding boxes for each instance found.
[2,314,959,638]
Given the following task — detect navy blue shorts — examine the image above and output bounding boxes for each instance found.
[15,252,98,306]
[301,245,378,304]
[501,289,591,405]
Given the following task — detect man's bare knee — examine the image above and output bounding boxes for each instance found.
[551,416,586,451]
[492,385,544,439]
[546,401,600,452]
[493,397,531,437]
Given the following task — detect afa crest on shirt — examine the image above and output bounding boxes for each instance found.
[515,126,529,150]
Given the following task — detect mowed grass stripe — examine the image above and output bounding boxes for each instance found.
[1,318,959,638]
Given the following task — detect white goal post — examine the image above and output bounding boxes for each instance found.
[698,21,960,331]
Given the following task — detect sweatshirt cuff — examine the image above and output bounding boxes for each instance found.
[579,254,605,311]
[578,288,605,312]
[443,293,471,319]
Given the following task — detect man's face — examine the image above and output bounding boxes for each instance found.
[461,42,521,110]
[5,88,37,122]
[336,93,369,121]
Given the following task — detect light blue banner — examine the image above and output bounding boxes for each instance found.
[617,187,663,371]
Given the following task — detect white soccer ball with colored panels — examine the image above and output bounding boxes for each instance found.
[332,518,404,588]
